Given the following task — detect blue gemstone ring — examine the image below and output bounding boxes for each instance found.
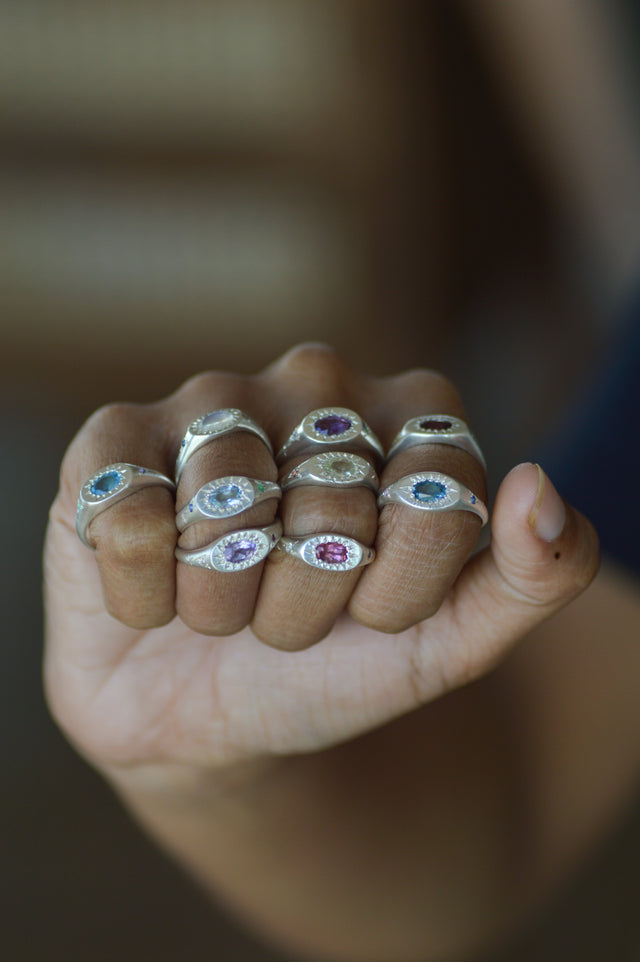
[377,471,488,526]
[276,407,384,465]
[76,463,176,548]
[175,520,282,572]
[175,409,273,483]
[175,476,281,531]
[386,415,486,468]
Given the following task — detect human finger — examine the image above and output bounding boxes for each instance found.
[250,345,379,650]
[172,382,280,636]
[349,372,488,632]
[63,403,178,629]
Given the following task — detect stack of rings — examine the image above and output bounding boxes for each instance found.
[75,407,489,571]
[276,407,381,571]
[173,409,281,572]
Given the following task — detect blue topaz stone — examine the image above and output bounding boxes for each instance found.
[412,479,447,503]
[207,483,243,510]
[90,470,123,497]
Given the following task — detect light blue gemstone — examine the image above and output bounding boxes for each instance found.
[208,483,243,509]
[90,470,123,497]
[412,479,447,503]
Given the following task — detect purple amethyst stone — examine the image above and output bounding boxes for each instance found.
[314,415,352,437]
[223,540,256,564]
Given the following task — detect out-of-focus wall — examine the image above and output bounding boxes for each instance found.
[2,1,435,400]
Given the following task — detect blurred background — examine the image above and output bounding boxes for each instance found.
[2,1,640,959]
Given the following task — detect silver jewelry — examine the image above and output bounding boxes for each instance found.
[276,407,384,464]
[175,409,273,482]
[76,463,176,548]
[176,476,281,531]
[277,533,375,570]
[386,415,486,468]
[378,471,488,526]
[175,520,282,572]
[280,452,378,492]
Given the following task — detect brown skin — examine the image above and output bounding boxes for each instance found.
[43,344,616,962]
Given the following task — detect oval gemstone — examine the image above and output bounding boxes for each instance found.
[314,415,351,437]
[202,410,234,430]
[223,540,256,564]
[419,419,452,431]
[315,541,348,564]
[413,480,447,502]
[329,458,355,478]
[90,470,123,496]
[208,483,243,508]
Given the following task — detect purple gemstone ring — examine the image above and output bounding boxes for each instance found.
[277,533,375,570]
[76,463,176,549]
[378,471,488,526]
[175,409,273,483]
[175,476,282,531]
[275,407,384,465]
[175,520,282,572]
[386,415,486,468]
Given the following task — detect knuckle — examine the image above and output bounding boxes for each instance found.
[284,489,378,541]
[266,343,349,390]
[391,368,462,404]
[170,370,245,408]
[99,508,176,572]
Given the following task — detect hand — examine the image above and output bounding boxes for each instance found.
[44,344,598,777]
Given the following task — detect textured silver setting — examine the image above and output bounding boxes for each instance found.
[175,520,282,572]
[378,471,488,526]
[386,415,486,468]
[175,409,273,482]
[277,533,375,570]
[76,463,176,548]
[280,452,378,492]
[176,476,281,530]
[276,407,384,464]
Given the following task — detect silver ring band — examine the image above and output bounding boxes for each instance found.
[176,476,281,530]
[276,407,384,464]
[175,520,282,571]
[175,409,273,483]
[76,463,176,548]
[386,415,486,468]
[378,471,488,526]
[277,533,375,570]
[280,452,378,492]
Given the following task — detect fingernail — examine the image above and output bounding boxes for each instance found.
[528,464,566,542]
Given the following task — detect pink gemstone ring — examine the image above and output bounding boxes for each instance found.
[276,407,384,465]
[277,533,375,570]
[175,409,273,483]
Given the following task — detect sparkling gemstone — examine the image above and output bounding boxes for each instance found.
[420,419,452,431]
[90,470,122,496]
[208,483,243,508]
[223,540,256,564]
[413,479,447,502]
[202,410,234,430]
[314,415,351,437]
[315,541,348,564]
[329,458,355,478]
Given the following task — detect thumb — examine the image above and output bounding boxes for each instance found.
[424,462,600,688]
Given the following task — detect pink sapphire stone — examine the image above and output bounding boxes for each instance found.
[420,418,452,431]
[315,541,348,565]
[314,415,351,436]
